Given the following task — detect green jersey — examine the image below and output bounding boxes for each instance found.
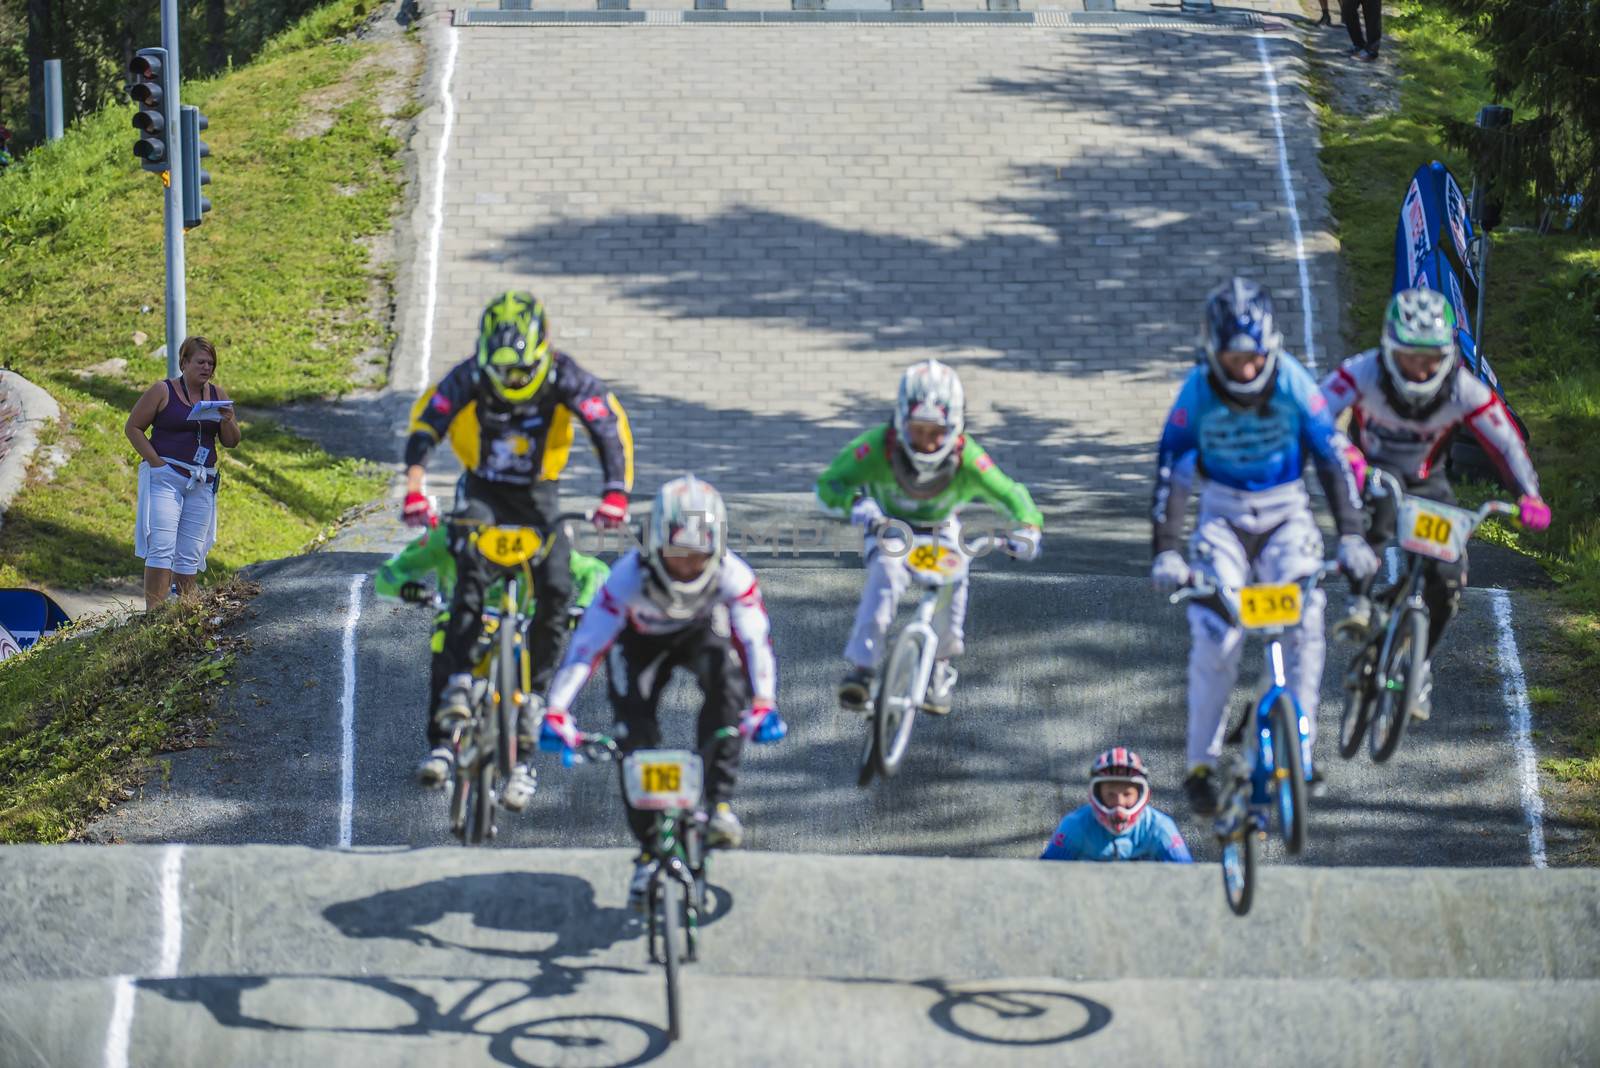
[816,425,1043,527]
[373,527,610,612]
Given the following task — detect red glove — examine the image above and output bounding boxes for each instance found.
[402,491,436,528]
[1517,495,1551,532]
[593,490,629,530]
[1342,443,1369,493]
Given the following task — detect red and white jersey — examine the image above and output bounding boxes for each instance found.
[1321,350,1539,497]
[546,549,777,710]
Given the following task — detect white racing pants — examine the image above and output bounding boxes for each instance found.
[1186,489,1326,770]
[844,516,967,670]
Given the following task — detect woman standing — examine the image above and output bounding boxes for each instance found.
[124,336,242,610]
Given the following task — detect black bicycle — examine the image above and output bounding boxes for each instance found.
[1338,472,1519,763]
[565,728,737,1043]
[414,509,589,844]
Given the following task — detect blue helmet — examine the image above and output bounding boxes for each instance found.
[1201,277,1282,402]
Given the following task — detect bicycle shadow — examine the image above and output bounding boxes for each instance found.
[139,871,673,1067]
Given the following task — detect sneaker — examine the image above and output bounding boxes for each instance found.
[1334,597,1373,640]
[516,693,543,752]
[1315,10,1331,24]
[416,745,454,788]
[628,854,658,912]
[837,666,875,712]
[435,672,473,727]
[1412,672,1433,722]
[1184,766,1220,816]
[924,660,958,716]
[706,802,744,849]
[500,763,537,812]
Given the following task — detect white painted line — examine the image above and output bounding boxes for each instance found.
[103,844,185,1068]
[1490,587,1548,868]
[339,573,368,849]
[413,24,460,392]
[102,976,136,1068]
[1254,32,1318,371]
[156,845,185,977]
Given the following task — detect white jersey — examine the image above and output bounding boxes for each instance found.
[1321,350,1539,497]
[546,549,777,710]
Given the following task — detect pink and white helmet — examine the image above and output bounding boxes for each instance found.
[1089,747,1151,835]
[893,359,965,480]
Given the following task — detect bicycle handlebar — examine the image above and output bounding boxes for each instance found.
[1169,561,1339,607]
[1366,467,1519,528]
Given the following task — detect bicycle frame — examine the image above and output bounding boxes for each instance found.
[1240,633,1310,814]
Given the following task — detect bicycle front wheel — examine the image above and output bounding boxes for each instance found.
[1270,695,1308,856]
[465,759,496,845]
[1371,610,1427,763]
[660,876,684,1042]
[1221,830,1256,916]
[495,618,519,777]
[874,630,927,778]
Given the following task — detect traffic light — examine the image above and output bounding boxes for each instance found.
[129,47,169,173]
[180,105,211,228]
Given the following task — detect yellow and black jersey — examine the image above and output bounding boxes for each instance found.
[405,352,634,492]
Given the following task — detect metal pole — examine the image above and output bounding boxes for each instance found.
[42,60,63,141]
[1474,235,1490,355]
[161,0,186,379]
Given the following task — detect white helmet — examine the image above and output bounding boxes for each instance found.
[1379,287,1460,412]
[893,360,965,483]
[643,474,727,619]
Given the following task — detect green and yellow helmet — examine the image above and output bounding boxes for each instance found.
[475,291,551,403]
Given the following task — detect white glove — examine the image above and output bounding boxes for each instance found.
[1337,535,1380,582]
[1005,528,1042,562]
[1151,550,1191,595]
[850,496,886,532]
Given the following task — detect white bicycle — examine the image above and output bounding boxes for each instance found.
[857,527,1028,785]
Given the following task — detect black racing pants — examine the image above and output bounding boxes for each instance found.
[430,475,573,746]
[606,620,748,849]
[1341,0,1381,52]
[1356,467,1465,654]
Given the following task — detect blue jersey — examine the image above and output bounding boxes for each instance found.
[1040,804,1193,863]
[1151,355,1362,554]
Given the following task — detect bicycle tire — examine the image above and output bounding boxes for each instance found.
[1338,643,1378,760]
[660,875,684,1043]
[1270,694,1308,856]
[495,618,518,779]
[466,758,496,845]
[1221,829,1256,916]
[874,630,926,778]
[1371,610,1426,763]
[448,753,471,841]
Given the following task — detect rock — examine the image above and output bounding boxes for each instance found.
[132,331,148,346]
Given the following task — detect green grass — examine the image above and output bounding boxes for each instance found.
[0,0,406,590]
[0,582,252,842]
[1315,0,1600,859]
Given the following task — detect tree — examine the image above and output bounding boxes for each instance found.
[1441,0,1600,234]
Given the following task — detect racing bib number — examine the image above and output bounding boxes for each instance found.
[1238,583,1303,630]
[622,750,703,812]
[1411,512,1453,545]
[906,543,960,575]
[477,526,543,567]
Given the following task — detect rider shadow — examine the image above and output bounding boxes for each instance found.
[140,872,673,1068]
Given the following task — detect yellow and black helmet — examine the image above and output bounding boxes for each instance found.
[475,291,551,403]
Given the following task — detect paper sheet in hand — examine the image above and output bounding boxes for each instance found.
[188,400,234,423]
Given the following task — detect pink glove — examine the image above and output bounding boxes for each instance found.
[1343,443,1369,492]
[402,491,436,528]
[1517,495,1551,532]
[593,490,629,530]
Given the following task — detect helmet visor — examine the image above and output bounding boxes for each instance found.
[1391,346,1449,383]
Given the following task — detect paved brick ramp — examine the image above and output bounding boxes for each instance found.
[411,22,1337,507]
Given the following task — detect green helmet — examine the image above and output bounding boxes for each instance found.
[1380,288,1458,410]
[475,291,551,404]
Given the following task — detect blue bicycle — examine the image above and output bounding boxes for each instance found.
[1172,562,1334,915]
